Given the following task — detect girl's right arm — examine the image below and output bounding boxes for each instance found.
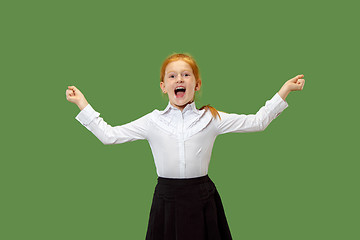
[66,86,148,145]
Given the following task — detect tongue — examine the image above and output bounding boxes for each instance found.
[176,91,185,98]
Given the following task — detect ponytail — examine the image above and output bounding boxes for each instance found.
[199,105,221,120]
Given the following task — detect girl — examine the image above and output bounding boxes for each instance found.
[66,53,305,240]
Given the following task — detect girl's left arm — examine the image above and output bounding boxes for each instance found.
[215,74,305,135]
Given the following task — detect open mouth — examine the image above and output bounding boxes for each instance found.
[174,87,186,98]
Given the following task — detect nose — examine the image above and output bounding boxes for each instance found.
[176,74,184,82]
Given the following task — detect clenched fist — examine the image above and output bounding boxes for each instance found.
[284,74,305,92]
[66,86,89,110]
[278,74,306,101]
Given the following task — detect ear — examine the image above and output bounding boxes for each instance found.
[195,79,202,91]
[160,81,166,93]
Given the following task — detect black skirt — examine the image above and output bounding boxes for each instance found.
[145,175,232,240]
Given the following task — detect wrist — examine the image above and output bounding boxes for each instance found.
[77,100,89,111]
[278,85,290,101]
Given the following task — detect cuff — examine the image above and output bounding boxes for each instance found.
[75,104,100,126]
[266,92,289,117]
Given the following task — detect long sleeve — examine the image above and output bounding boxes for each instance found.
[216,92,289,135]
[75,104,149,145]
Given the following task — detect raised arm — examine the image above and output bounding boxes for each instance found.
[216,74,305,135]
[66,86,148,145]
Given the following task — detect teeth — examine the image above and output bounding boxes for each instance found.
[176,87,185,90]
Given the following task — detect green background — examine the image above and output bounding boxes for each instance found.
[1,0,359,239]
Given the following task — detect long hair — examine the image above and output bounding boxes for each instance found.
[160,53,221,120]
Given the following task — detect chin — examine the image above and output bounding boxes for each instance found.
[175,98,189,105]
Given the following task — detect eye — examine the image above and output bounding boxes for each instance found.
[169,74,175,78]
[183,72,191,77]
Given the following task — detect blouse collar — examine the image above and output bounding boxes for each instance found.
[150,100,213,140]
[160,101,201,115]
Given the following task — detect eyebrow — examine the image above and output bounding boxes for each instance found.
[165,69,193,75]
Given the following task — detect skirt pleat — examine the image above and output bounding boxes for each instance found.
[145,175,232,240]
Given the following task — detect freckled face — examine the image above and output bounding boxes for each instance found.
[160,60,201,111]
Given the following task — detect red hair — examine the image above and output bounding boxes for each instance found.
[160,53,221,120]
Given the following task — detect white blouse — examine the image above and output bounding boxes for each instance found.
[75,92,288,178]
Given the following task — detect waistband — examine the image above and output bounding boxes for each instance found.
[157,174,211,186]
